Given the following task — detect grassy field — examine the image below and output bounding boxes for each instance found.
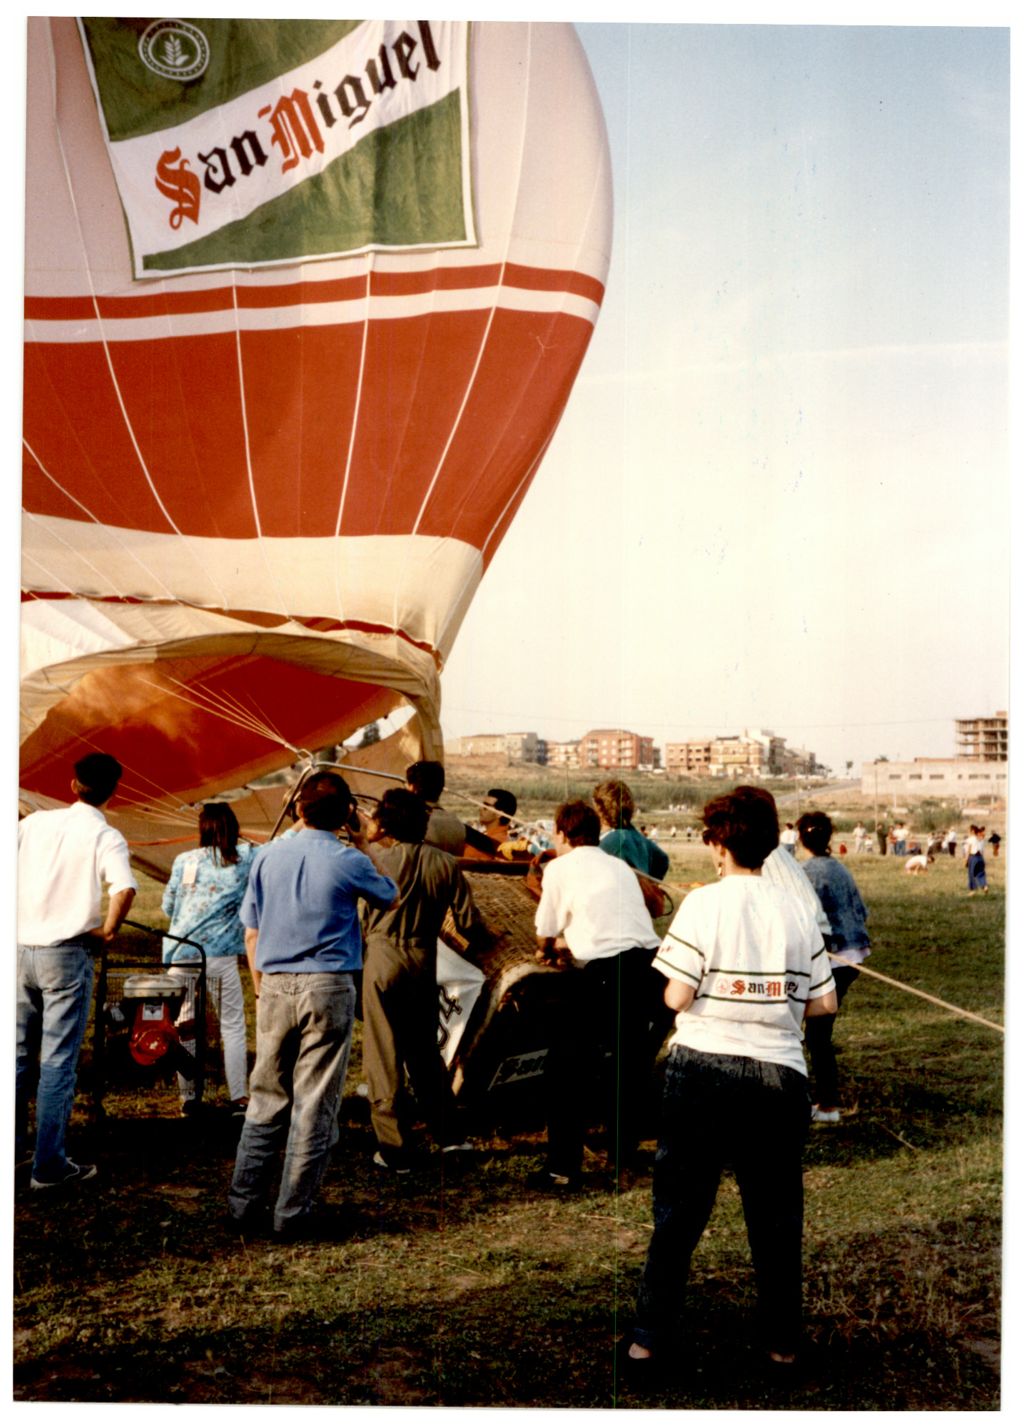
[13,841,1004,1408]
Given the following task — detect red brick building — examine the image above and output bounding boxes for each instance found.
[578,728,658,770]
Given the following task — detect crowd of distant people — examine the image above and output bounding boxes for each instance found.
[16,753,1001,1379]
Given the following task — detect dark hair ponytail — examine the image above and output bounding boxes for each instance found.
[199,802,241,865]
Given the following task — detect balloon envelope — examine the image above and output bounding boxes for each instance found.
[21,18,611,854]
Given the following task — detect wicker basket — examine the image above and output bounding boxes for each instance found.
[440,863,564,1101]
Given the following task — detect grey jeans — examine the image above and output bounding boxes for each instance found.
[228,971,355,1230]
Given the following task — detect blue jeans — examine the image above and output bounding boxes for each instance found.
[16,942,95,1180]
[633,1045,811,1357]
[228,972,355,1231]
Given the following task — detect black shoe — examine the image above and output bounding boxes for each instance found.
[30,1160,98,1192]
[273,1206,352,1243]
[525,1167,581,1193]
[224,1205,271,1237]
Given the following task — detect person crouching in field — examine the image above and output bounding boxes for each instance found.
[530,800,662,1190]
[622,787,836,1380]
[797,811,870,1125]
[361,787,489,1171]
[904,852,933,874]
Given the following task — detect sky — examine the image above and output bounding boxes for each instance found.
[438,16,1011,774]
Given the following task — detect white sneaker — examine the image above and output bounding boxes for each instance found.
[441,1141,473,1154]
[811,1106,841,1125]
[373,1149,411,1174]
[30,1160,98,1191]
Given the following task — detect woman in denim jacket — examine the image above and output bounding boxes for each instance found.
[797,810,871,1125]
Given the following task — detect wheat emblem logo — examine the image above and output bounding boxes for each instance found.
[138,20,210,83]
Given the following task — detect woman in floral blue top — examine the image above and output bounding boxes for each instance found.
[163,804,255,1113]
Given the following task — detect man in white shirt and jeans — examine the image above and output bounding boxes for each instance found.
[530,800,661,1190]
[17,753,137,1190]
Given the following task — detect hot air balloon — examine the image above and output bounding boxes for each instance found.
[21,17,612,871]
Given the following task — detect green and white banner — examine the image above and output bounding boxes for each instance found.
[77,18,475,278]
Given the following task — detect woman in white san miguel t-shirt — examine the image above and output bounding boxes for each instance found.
[622,786,837,1383]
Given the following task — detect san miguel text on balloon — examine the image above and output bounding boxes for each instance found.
[154,21,444,231]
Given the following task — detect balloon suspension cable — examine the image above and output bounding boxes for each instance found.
[825,949,1003,1035]
[140,674,301,755]
[33,712,199,828]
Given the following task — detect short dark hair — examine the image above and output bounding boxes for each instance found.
[73,752,123,806]
[199,802,241,865]
[405,760,446,802]
[702,785,779,869]
[375,787,429,844]
[797,811,832,857]
[297,772,352,831]
[592,779,634,830]
[555,800,601,848]
[486,788,517,819]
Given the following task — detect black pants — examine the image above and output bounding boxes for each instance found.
[803,961,860,1108]
[543,947,665,1178]
[633,1045,811,1357]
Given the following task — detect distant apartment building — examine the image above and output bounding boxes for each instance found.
[956,712,1008,763]
[706,729,788,778]
[546,740,581,769]
[861,758,1007,802]
[579,728,658,771]
[707,733,777,777]
[665,729,816,778]
[777,745,821,777]
[456,733,506,758]
[665,740,712,774]
[709,736,765,778]
[456,731,543,763]
[747,729,786,771]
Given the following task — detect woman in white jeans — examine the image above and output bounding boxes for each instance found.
[163,803,255,1113]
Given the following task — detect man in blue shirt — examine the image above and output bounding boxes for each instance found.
[228,772,396,1239]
